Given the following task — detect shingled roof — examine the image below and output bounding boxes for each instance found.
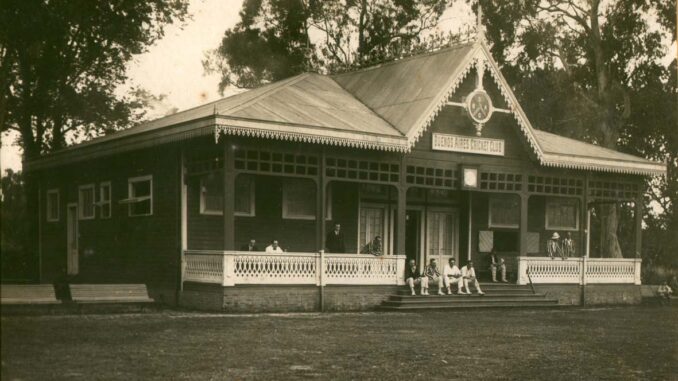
[26,40,665,176]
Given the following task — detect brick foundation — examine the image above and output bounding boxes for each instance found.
[533,284,642,305]
[180,283,400,312]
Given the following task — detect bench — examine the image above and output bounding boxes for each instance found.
[1,284,61,305]
[69,284,154,304]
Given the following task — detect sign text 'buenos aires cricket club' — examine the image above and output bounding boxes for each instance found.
[432,133,505,156]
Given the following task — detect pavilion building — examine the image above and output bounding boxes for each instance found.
[25,39,665,311]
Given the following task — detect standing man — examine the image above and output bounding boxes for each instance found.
[461,261,484,295]
[562,232,575,258]
[326,223,346,253]
[405,259,427,296]
[265,240,284,253]
[547,232,561,259]
[424,258,445,296]
[443,258,463,294]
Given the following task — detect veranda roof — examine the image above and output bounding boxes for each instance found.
[25,41,665,176]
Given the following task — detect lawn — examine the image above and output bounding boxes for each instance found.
[2,306,677,380]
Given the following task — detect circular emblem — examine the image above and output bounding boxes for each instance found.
[465,89,493,124]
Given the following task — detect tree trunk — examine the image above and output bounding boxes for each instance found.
[600,203,624,258]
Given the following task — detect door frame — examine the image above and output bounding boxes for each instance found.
[425,206,460,267]
[66,203,79,275]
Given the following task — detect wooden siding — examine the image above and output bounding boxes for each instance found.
[38,145,181,289]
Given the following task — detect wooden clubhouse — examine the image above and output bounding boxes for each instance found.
[25,36,666,311]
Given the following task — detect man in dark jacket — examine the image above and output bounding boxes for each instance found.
[405,259,427,296]
[325,223,346,253]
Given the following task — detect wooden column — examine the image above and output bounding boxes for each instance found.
[396,157,407,256]
[634,194,643,259]
[316,149,326,251]
[223,139,235,250]
[519,193,529,256]
[581,173,590,258]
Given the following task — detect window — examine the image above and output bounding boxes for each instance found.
[234,176,255,216]
[127,176,153,216]
[545,197,579,231]
[359,206,385,252]
[200,174,223,215]
[282,178,316,219]
[46,189,59,222]
[99,182,112,219]
[488,194,519,228]
[199,174,255,216]
[78,184,95,220]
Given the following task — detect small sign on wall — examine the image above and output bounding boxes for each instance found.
[478,230,493,252]
[432,133,505,156]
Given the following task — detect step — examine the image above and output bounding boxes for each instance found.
[396,289,534,296]
[378,302,563,311]
[388,295,556,303]
[382,297,558,306]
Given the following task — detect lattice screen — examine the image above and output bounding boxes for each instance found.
[528,175,583,196]
[325,157,399,183]
[405,165,458,188]
[186,151,222,176]
[479,172,523,191]
[588,180,640,201]
[235,149,319,176]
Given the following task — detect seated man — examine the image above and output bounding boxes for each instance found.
[265,240,284,253]
[461,261,485,295]
[240,239,259,251]
[490,250,508,283]
[443,258,463,295]
[657,281,673,304]
[361,236,383,256]
[424,258,445,296]
[405,259,427,296]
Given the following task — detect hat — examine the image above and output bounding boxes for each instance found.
[550,232,560,240]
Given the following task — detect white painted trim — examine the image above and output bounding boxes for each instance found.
[545,197,580,231]
[77,184,96,220]
[127,175,153,217]
[46,189,60,222]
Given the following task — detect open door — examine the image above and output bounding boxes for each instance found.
[66,203,79,275]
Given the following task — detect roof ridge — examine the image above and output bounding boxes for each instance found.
[218,73,311,115]
[330,41,475,78]
[326,76,404,138]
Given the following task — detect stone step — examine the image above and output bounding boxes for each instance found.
[397,289,534,295]
[378,302,562,311]
[383,297,557,306]
[389,293,548,301]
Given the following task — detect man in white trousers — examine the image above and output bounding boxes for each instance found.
[443,258,463,295]
[461,261,485,295]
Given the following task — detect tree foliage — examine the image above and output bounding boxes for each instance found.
[205,0,449,91]
[479,0,676,259]
[0,0,189,160]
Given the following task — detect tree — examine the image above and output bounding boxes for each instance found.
[204,0,448,91]
[480,0,676,258]
[0,0,190,160]
[1,169,30,279]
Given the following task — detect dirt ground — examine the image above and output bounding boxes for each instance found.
[2,305,677,380]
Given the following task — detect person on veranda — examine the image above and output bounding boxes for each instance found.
[443,258,463,295]
[325,223,346,253]
[265,240,284,253]
[461,261,485,295]
[361,235,383,256]
[547,232,562,259]
[424,258,445,296]
[405,259,427,296]
[489,250,508,283]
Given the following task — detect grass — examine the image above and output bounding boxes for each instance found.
[2,305,677,380]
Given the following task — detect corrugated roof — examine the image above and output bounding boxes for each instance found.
[25,40,665,177]
[332,43,476,137]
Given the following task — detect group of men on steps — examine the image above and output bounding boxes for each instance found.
[405,257,504,296]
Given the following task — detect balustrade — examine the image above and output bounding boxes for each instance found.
[183,250,406,286]
[517,257,641,285]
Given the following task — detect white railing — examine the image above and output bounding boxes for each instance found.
[517,257,641,285]
[183,250,406,286]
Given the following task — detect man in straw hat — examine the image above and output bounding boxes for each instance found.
[547,232,561,259]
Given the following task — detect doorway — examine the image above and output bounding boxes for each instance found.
[405,210,421,264]
[66,203,79,275]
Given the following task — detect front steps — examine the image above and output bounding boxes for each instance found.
[379,282,560,310]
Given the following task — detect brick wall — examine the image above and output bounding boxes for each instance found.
[533,284,642,305]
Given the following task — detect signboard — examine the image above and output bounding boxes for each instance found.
[432,133,505,156]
